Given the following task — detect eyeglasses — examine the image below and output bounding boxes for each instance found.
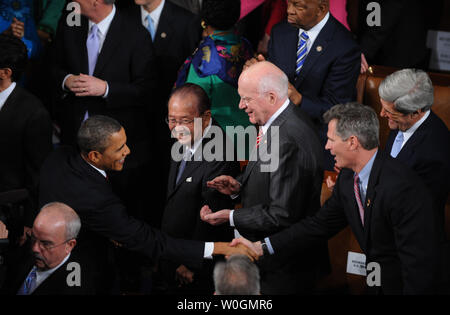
[165,117,196,126]
[27,232,74,251]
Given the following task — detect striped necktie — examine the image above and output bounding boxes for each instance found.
[296,31,309,76]
[354,175,365,226]
[256,127,263,147]
[17,266,37,295]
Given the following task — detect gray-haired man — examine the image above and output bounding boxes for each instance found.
[234,103,441,295]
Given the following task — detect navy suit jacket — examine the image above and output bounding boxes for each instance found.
[268,16,360,169]
[384,111,450,235]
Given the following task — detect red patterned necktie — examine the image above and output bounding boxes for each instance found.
[354,174,364,226]
[256,127,263,147]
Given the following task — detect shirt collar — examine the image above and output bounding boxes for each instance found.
[261,98,290,135]
[88,163,107,178]
[189,117,212,156]
[89,4,116,37]
[0,82,16,112]
[141,0,165,29]
[298,12,329,47]
[402,110,430,144]
[355,150,378,190]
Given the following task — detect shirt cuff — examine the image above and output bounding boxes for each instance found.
[62,74,73,91]
[229,210,235,227]
[265,237,275,255]
[204,242,214,259]
[102,81,109,98]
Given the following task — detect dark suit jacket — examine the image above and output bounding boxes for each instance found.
[357,0,428,68]
[52,8,156,167]
[384,111,450,233]
[268,16,360,169]
[38,146,205,292]
[163,122,239,244]
[233,103,328,294]
[5,243,95,295]
[0,85,53,226]
[269,151,441,294]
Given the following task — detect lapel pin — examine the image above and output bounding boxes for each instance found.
[366,199,371,207]
[316,46,323,52]
[161,32,167,39]
[186,177,192,182]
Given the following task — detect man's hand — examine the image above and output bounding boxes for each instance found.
[200,206,230,226]
[175,265,194,286]
[288,82,302,106]
[65,74,107,97]
[230,237,263,258]
[257,34,270,56]
[207,175,241,195]
[0,221,8,239]
[243,54,266,71]
[361,53,369,74]
[213,242,259,262]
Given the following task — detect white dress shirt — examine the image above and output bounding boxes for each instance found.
[298,12,330,55]
[0,82,16,112]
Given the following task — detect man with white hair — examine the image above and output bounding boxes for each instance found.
[201,61,328,294]
[5,202,95,295]
[379,68,450,292]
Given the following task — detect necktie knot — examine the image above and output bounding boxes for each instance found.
[390,131,404,158]
[256,127,264,147]
[300,31,309,41]
[90,24,99,36]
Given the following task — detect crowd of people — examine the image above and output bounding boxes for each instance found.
[0,0,448,295]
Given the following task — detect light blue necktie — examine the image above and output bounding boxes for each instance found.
[86,24,100,76]
[146,15,156,41]
[390,131,404,158]
[296,31,309,76]
[17,266,37,295]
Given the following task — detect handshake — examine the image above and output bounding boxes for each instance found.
[212,238,264,262]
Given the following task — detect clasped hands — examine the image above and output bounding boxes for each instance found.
[65,74,107,97]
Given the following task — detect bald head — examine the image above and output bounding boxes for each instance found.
[36,202,81,241]
[238,62,289,125]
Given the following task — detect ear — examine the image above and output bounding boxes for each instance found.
[0,68,12,80]
[348,135,359,150]
[268,91,277,105]
[87,150,102,164]
[66,239,77,252]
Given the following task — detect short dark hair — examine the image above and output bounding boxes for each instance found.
[323,102,380,150]
[0,34,28,82]
[77,115,122,154]
[170,83,211,114]
[201,0,241,31]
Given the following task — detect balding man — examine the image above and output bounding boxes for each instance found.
[201,61,329,294]
[5,202,95,295]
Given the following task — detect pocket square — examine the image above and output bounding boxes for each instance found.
[186,177,192,182]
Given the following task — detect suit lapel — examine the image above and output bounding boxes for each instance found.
[0,85,19,116]
[362,152,385,248]
[295,16,336,87]
[93,12,122,77]
[396,113,434,161]
[153,2,173,50]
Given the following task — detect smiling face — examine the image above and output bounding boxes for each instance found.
[286,0,328,30]
[379,99,418,132]
[238,75,272,126]
[95,127,130,171]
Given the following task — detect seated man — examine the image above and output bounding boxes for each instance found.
[160,83,239,294]
[213,254,260,295]
[0,34,53,241]
[38,115,256,294]
[233,103,441,294]
[4,202,95,295]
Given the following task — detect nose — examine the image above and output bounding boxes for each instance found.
[325,140,331,151]
[239,99,246,110]
[124,144,131,156]
[380,107,387,118]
